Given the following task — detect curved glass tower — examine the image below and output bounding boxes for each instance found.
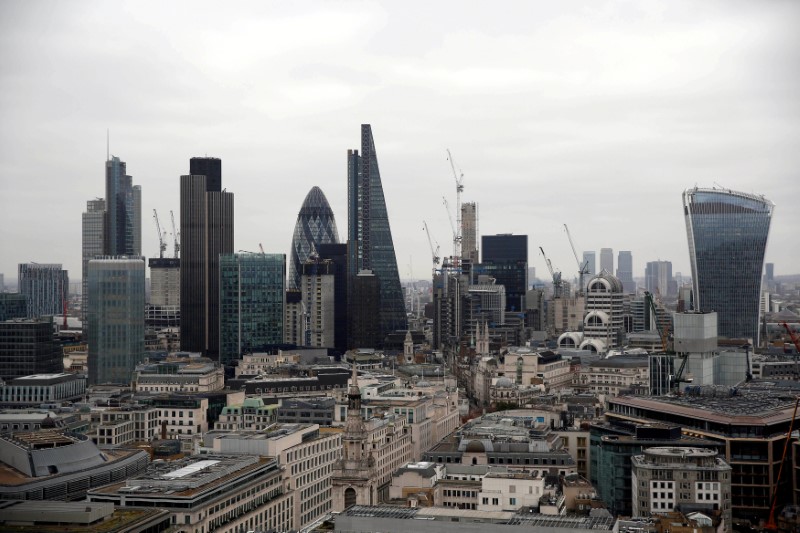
[683,187,773,344]
[289,186,340,290]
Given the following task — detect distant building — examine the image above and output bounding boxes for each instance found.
[461,202,479,263]
[318,243,349,354]
[582,251,597,277]
[277,397,336,426]
[284,289,302,345]
[600,248,613,274]
[147,257,180,330]
[0,318,62,381]
[81,198,105,325]
[219,252,285,365]
[87,257,145,385]
[765,262,774,282]
[683,187,773,344]
[133,358,223,393]
[632,447,732,532]
[349,270,381,348]
[301,256,335,348]
[579,355,649,396]
[347,124,407,339]
[180,157,234,359]
[645,260,676,297]
[0,293,27,321]
[288,186,340,291]
[104,156,141,257]
[581,272,625,353]
[479,234,528,312]
[616,251,636,293]
[18,263,68,318]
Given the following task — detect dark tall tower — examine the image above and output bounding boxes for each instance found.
[347,125,407,341]
[104,156,141,256]
[318,243,348,355]
[683,187,773,344]
[479,234,528,312]
[349,270,381,349]
[180,157,234,359]
[288,186,340,291]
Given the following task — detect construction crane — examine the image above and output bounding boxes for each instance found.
[563,224,589,294]
[446,149,464,261]
[170,210,180,259]
[153,209,167,259]
[423,221,441,268]
[780,322,800,353]
[539,247,563,298]
[259,243,265,254]
[644,291,669,352]
[766,396,800,531]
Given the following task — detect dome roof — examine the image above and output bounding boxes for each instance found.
[298,186,335,217]
[587,271,624,293]
[465,440,486,453]
[495,377,514,387]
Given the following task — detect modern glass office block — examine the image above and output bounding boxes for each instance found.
[683,188,773,344]
[219,253,285,366]
[288,186,340,291]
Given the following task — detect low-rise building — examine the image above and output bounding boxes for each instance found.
[578,355,649,396]
[132,358,223,393]
[88,455,294,533]
[632,447,732,532]
[0,373,86,408]
[215,397,277,431]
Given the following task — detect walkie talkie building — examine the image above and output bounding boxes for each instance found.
[683,187,773,344]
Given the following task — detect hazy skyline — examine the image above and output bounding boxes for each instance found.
[1,1,798,287]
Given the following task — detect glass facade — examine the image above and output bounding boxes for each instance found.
[347,125,407,340]
[683,188,773,344]
[82,198,105,325]
[87,257,145,385]
[18,263,69,318]
[479,234,528,312]
[288,186,340,290]
[219,253,285,366]
[104,157,141,256]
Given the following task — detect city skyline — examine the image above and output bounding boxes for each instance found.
[1,1,798,284]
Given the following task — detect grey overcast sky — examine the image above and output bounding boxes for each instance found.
[1,0,798,288]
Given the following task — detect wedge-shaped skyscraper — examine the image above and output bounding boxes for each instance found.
[347,125,407,341]
[683,187,773,344]
[288,186,340,290]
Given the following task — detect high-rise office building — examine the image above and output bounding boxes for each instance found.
[147,257,180,330]
[180,157,234,359]
[349,270,381,349]
[301,256,335,348]
[18,263,68,318]
[318,243,349,354]
[288,186,340,291]
[683,187,773,344]
[461,202,479,264]
[582,251,597,276]
[0,294,27,321]
[765,263,774,282]
[104,156,141,257]
[347,125,406,340]
[645,261,675,297]
[219,253,285,366]
[284,289,303,346]
[600,248,614,274]
[82,198,106,324]
[479,234,527,312]
[616,251,636,293]
[0,317,62,381]
[87,257,145,385]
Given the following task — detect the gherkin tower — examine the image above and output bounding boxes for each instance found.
[289,186,340,290]
[347,124,407,341]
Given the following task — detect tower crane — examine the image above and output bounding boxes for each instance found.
[446,149,464,261]
[563,224,589,295]
[423,221,441,268]
[780,322,800,353]
[539,247,563,298]
[153,209,167,259]
[170,210,180,259]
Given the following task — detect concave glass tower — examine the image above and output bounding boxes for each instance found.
[288,186,340,291]
[683,187,773,344]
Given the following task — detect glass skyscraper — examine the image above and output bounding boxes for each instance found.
[82,198,105,325]
[288,186,340,291]
[87,257,145,385]
[683,187,773,344]
[219,253,285,366]
[18,263,69,318]
[479,234,528,312]
[347,125,407,341]
[104,156,141,256]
